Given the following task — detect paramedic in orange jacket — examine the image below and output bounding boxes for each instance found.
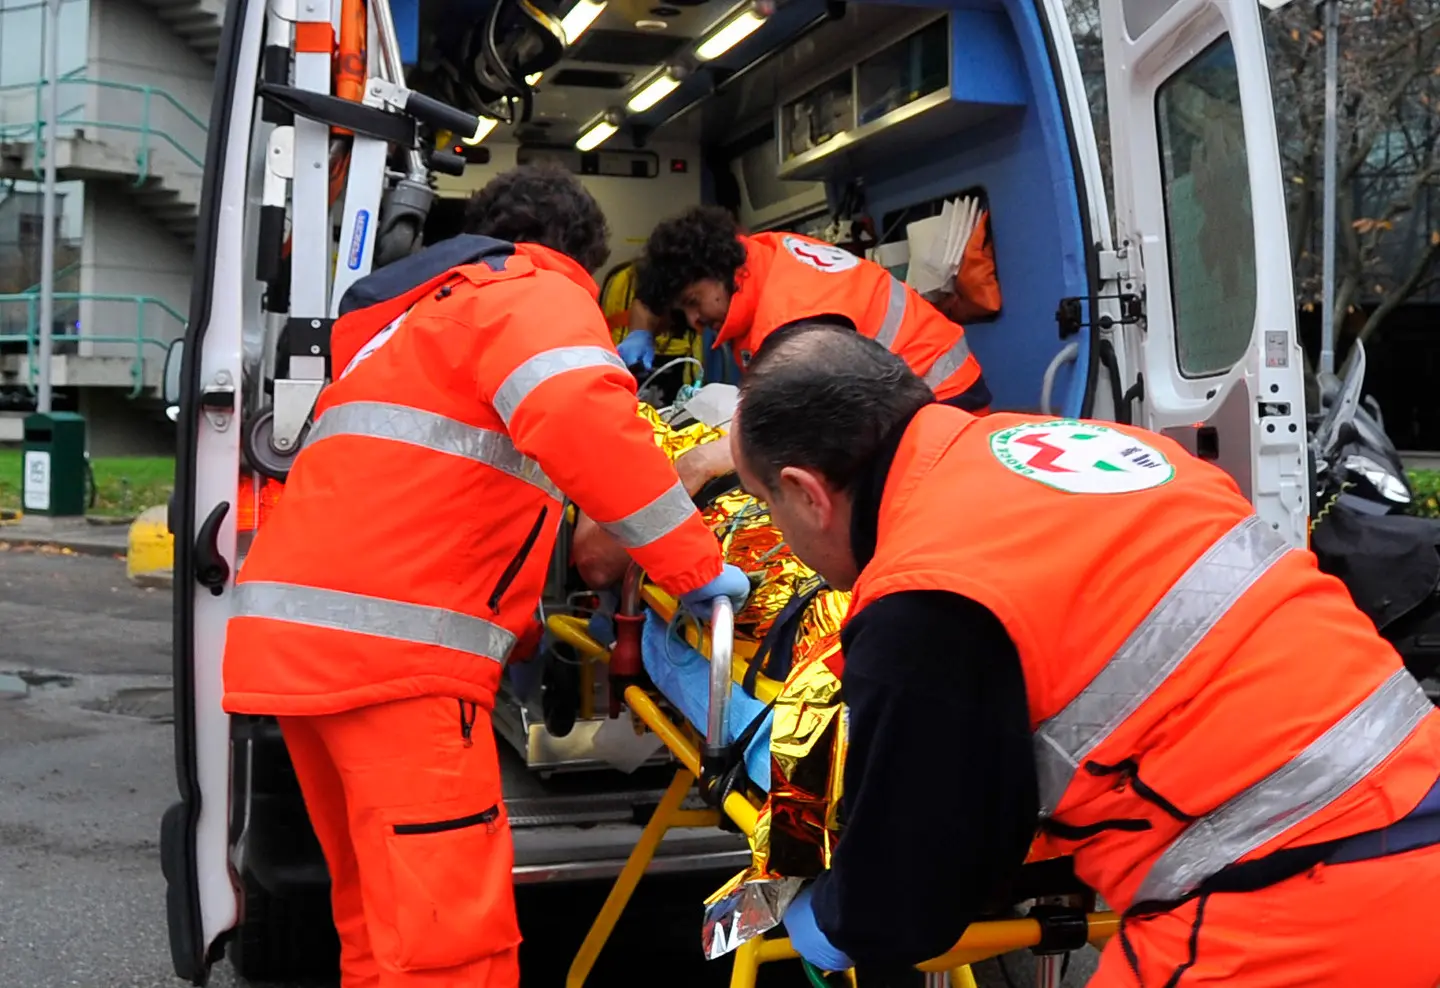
[635,205,991,411]
[730,322,1440,986]
[222,164,747,988]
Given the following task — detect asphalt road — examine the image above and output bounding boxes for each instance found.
[0,546,1095,988]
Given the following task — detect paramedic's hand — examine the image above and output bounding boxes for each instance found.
[785,885,853,973]
[617,330,655,373]
[678,563,750,615]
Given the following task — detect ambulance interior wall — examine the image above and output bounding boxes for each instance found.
[851,0,1093,417]
[433,141,704,285]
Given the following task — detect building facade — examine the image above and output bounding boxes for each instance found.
[0,0,217,453]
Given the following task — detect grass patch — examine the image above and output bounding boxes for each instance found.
[1410,470,1440,519]
[0,449,174,518]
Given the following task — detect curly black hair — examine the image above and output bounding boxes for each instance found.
[463,162,612,273]
[635,205,748,314]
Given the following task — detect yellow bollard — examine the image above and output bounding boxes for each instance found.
[126,504,173,586]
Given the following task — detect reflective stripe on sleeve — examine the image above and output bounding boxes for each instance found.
[922,336,975,390]
[305,401,561,500]
[492,345,628,427]
[874,277,908,350]
[233,581,517,663]
[597,479,697,549]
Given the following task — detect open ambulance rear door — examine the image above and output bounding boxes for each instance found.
[1098,0,1309,546]
[161,0,266,977]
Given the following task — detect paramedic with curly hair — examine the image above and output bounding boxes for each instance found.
[733,323,1440,986]
[634,205,991,410]
[221,164,748,988]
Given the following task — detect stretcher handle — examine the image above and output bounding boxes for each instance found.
[404,92,483,144]
[705,595,735,757]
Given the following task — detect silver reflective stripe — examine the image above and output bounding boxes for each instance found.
[233,581,517,663]
[874,276,908,349]
[492,345,627,427]
[306,401,561,500]
[599,479,695,549]
[922,335,975,390]
[1034,515,1291,815]
[1135,668,1434,904]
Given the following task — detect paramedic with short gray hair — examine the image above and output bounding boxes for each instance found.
[732,322,1440,985]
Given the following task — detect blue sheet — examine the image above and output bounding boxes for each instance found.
[640,611,774,790]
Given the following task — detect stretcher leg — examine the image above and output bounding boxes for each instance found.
[565,767,699,988]
[727,936,765,988]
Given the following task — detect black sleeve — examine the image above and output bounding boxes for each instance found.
[810,590,1038,969]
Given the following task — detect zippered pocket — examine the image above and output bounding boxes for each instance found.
[393,803,500,836]
[383,796,519,970]
[488,506,548,613]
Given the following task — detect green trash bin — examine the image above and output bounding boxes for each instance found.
[21,412,87,517]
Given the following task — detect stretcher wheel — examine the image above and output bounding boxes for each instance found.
[542,647,581,737]
[242,406,304,483]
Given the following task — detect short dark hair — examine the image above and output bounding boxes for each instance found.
[737,322,935,491]
[635,205,748,313]
[463,163,611,273]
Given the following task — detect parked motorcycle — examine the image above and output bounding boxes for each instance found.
[1312,349,1413,515]
[1309,341,1440,694]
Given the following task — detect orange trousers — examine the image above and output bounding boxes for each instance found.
[279,696,521,988]
[1090,841,1440,987]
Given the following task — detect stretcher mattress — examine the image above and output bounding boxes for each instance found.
[581,609,774,789]
[639,610,774,790]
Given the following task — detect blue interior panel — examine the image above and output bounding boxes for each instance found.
[843,0,1092,415]
[393,0,420,64]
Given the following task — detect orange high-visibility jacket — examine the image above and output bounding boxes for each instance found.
[716,233,988,406]
[224,237,724,717]
[847,406,1440,913]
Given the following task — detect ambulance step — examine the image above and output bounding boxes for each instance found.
[512,821,748,885]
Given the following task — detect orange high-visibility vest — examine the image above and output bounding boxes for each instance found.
[847,405,1440,912]
[716,233,987,405]
[224,239,723,717]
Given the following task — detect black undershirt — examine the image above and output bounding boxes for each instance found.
[808,404,1040,970]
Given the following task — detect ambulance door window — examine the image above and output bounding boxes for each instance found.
[1098,0,1309,546]
[1155,38,1256,379]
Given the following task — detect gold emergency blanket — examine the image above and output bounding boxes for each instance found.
[635,404,851,958]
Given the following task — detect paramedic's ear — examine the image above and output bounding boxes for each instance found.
[775,465,841,529]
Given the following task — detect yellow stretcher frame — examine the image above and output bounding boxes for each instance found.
[546,587,1119,988]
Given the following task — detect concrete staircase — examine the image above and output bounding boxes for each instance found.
[132,0,227,65]
[0,134,204,247]
[129,171,204,249]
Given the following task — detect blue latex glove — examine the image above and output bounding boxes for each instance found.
[678,563,751,615]
[617,330,655,372]
[785,885,853,973]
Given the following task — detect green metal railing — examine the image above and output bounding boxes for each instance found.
[0,292,185,398]
[0,71,209,184]
[15,260,80,296]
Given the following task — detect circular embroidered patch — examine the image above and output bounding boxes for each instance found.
[989,420,1176,494]
[782,236,860,273]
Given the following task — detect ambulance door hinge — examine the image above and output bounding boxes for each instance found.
[1097,245,1138,284]
[200,370,236,432]
[1055,293,1143,340]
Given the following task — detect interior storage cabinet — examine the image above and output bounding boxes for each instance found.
[776,10,1028,181]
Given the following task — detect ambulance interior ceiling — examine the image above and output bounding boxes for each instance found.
[408,0,1093,416]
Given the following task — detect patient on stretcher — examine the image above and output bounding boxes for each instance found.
[570,404,853,891]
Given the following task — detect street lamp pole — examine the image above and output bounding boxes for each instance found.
[1319,0,1339,376]
[36,0,62,413]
